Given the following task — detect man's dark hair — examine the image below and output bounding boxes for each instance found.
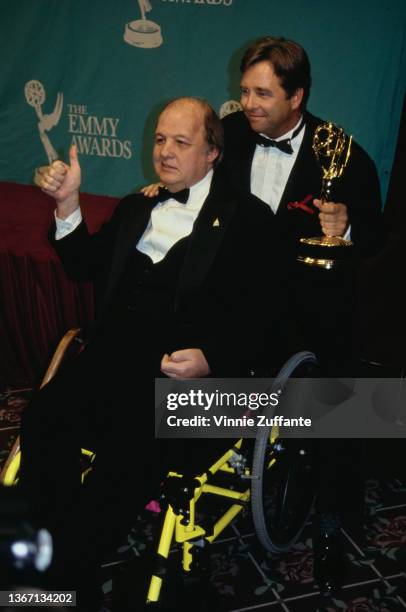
[240,37,312,109]
[159,97,224,164]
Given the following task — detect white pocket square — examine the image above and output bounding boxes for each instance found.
[212,218,220,227]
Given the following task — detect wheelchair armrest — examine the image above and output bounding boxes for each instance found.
[40,328,84,388]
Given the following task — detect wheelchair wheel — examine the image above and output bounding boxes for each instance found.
[0,329,83,487]
[251,351,318,554]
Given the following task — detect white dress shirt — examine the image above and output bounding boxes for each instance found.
[55,169,213,263]
[137,170,212,263]
[250,117,351,239]
[251,116,305,213]
[55,206,82,240]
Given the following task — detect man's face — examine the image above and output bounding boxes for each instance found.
[240,60,303,139]
[153,102,218,192]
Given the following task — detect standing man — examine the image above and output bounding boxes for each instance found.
[21,97,280,610]
[221,36,382,366]
[222,36,382,259]
[221,36,384,593]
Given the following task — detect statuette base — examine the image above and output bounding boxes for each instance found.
[124,20,163,48]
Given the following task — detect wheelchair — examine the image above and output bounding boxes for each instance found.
[0,329,318,606]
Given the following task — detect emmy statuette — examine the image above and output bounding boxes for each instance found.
[297,122,353,269]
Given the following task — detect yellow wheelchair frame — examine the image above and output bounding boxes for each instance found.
[145,434,278,604]
[0,329,317,606]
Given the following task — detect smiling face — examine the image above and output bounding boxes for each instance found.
[240,60,303,139]
[153,100,219,193]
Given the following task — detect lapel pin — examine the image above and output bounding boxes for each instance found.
[212,218,220,227]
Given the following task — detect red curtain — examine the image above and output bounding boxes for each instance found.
[0,182,119,386]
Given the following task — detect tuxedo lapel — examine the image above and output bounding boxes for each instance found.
[176,176,238,302]
[223,111,256,194]
[277,114,320,216]
[234,138,256,193]
[103,195,156,303]
[116,195,156,252]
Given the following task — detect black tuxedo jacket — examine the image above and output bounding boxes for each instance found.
[51,172,283,375]
[220,111,385,368]
[221,110,383,260]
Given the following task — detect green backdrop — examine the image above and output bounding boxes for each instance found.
[1,0,405,200]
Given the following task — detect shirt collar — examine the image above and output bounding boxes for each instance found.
[258,115,305,153]
[275,115,304,142]
[159,169,213,210]
[259,115,304,143]
[187,169,213,206]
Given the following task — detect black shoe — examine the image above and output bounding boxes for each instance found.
[313,513,348,595]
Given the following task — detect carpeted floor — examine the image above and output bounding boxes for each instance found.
[1,387,405,611]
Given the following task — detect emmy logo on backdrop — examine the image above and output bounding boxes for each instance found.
[24,80,63,164]
[124,0,163,49]
[219,100,242,119]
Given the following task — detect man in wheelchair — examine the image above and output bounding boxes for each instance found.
[19,97,286,609]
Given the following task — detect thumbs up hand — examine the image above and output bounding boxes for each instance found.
[34,145,82,218]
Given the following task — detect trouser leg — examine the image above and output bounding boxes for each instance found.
[315,439,364,523]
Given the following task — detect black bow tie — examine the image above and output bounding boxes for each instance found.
[157,186,190,204]
[254,117,306,154]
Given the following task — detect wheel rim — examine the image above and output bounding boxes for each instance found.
[260,439,315,546]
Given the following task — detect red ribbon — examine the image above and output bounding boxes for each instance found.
[287,194,315,214]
